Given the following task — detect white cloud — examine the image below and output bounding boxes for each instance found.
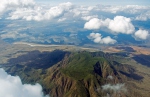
[0,68,49,97]
[7,8,43,21]
[0,0,35,15]
[7,2,73,21]
[44,6,64,20]
[95,5,150,14]
[102,83,126,92]
[99,5,122,14]
[81,15,98,21]
[84,18,102,30]
[135,11,150,21]
[58,18,66,22]
[88,32,116,44]
[72,6,90,17]
[134,29,149,40]
[0,1,150,23]
[84,18,110,30]
[44,2,73,20]
[123,5,149,14]
[0,1,149,23]
[102,36,117,44]
[0,31,29,39]
[84,16,135,34]
[108,16,135,34]
[0,1,150,43]
[89,32,101,39]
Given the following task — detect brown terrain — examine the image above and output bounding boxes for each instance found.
[0,41,150,97]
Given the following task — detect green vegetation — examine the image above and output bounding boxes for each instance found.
[61,52,107,80]
[4,64,45,84]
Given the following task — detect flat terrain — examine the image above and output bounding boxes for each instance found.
[103,45,150,55]
[0,42,99,64]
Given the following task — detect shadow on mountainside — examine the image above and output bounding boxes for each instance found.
[6,50,69,69]
[133,54,150,67]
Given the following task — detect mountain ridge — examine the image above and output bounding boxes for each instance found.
[2,50,148,97]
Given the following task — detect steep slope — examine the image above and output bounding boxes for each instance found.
[3,50,146,97]
[43,51,143,97]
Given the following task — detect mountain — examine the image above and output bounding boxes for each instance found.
[2,50,149,97]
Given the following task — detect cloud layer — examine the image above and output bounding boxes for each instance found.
[0,68,49,97]
[0,0,150,44]
[0,0,35,15]
[0,0,150,22]
[7,2,73,21]
[88,32,116,44]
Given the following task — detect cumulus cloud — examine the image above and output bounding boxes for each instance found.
[84,18,102,30]
[102,36,117,44]
[84,16,135,34]
[84,18,110,30]
[88,32,116,44]
[102,83,126,92]
[0,68,49,97]
[108,16,135,34]
[134,29,149,40]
